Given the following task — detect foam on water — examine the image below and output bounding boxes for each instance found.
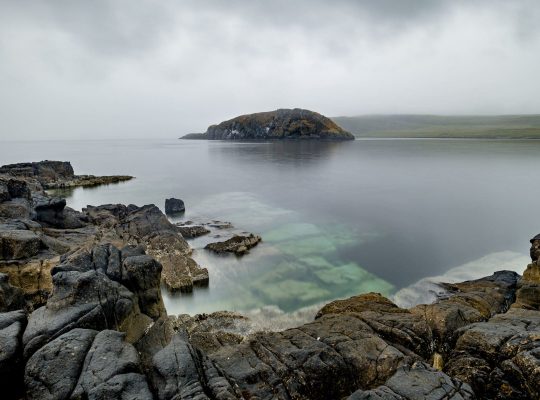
[392,250,528,308]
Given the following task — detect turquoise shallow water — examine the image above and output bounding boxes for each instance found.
[0,138,536,314]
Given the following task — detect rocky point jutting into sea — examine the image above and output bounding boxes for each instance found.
[1,160,539,399]
[181,108,355,141]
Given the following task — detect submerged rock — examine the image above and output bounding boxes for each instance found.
[205,233,262,255]
[183,108,355,141]
[175,224,210,238]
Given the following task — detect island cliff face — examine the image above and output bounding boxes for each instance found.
[183,108,355,141]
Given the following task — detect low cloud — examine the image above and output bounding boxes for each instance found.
[1,0,539,139]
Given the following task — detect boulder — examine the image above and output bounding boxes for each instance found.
[165,197,185,214]
[33,194,86,229]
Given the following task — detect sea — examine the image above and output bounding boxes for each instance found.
[0,138,534,324]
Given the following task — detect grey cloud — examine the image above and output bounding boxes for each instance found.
[0,0,539,140]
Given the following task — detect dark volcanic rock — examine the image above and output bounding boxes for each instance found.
[205,233,261,255]
[25,328,152,400]
[184,108,355,141]
[348,362,474,400]
[0,310,27,399]
[150,332,240,400]
[22,244,165,358]
[25,328,98,400]
[33,194,86,229]
[165,197,185,214]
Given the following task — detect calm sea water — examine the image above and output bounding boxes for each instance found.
[0,139,536,315]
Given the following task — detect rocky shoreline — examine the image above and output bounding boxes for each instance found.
[1,160,539,399]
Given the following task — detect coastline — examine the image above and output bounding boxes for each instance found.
[0,160,539,399]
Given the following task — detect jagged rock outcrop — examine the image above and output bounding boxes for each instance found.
[183,108,355,141]
[85,203,208,292]
[22,243,165,358]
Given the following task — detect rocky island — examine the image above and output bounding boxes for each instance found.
[0,160,539,399]
[182,108,355,141]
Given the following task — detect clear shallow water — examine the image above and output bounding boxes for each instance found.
[0,138,536,315]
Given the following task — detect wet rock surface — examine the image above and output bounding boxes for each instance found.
[175,223,210,238]
[205,233,262,255]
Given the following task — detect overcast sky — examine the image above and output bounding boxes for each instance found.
[1,0,539,140]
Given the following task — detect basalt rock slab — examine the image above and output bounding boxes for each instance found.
[205,233,261,256]
[175,224,210,239]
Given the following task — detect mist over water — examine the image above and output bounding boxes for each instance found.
[0,138,535,315]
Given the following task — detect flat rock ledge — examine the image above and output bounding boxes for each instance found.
[0,160,133,190]
[205,233,262,255]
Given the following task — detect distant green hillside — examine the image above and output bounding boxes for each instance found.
[332,115,540,138]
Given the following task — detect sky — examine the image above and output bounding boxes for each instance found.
[1,0,540,140]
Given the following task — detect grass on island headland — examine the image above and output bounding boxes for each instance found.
[332,114,540,139]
